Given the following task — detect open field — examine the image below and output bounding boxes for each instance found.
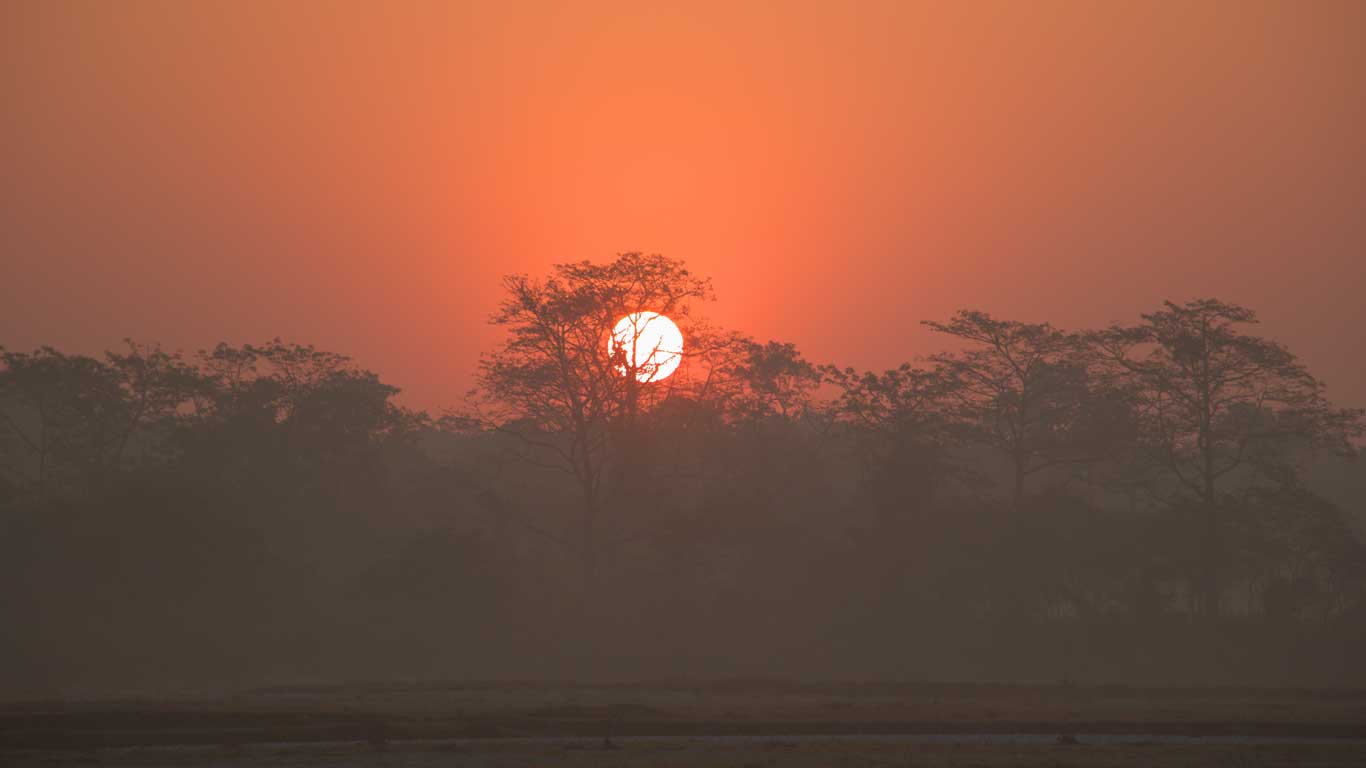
[8,737,1366,768]
[4,682,1365,765]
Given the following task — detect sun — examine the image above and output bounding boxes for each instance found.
[610,312,684,383]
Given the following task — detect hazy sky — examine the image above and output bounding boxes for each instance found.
[4,1,1364,409]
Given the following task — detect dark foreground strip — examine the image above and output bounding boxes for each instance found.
[4,717,1366,750]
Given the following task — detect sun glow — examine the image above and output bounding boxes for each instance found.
[610,312,684,383]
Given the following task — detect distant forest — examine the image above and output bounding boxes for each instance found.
[3,254,1364,694]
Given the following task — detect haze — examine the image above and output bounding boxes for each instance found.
[4,1,1363,408]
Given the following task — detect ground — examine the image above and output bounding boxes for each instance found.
[4,682,1365,766]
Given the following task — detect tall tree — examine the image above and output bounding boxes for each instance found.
[924,310,1095,509]
[470,253,713,591]
[1089,299,1362,616]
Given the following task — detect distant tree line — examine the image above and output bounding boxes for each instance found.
[2,253,1364,692]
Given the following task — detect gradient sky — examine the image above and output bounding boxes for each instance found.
[4,1,1364,409]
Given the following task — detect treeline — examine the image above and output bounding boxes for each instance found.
[2,253,1364,693]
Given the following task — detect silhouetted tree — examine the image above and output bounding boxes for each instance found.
[1090,299,1363,616]
[924,311,1095,509]
[1236,485,1364,622]
[0,346,100,500]
[826,363,951,528]
[728,340,823,423]
[470,253,713,592]
[0,342,199,499]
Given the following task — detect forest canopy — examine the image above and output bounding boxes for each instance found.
[2,254,1363,694]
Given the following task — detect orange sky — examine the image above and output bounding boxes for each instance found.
[4,1,1364,409]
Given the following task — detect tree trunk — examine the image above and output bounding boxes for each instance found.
[579,472,598,598]
[1202,469,1220,619]
[36,406,48,502]
[1012,442,1026,512]
[582,499,597,595]
[1199,338,1220,619]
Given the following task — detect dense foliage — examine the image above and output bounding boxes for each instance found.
[3,255,1363,694]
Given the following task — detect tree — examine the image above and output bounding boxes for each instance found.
[826,363,950,527]
[924,310,1097,509]
[470,253,713,591]
[1236,486,1364,622]
[184,340,419,502]
[0,342,200,499]
[1089,299,1362,616]
[728,340,823,423]
[102,341,205,468]
[711,338,831,525]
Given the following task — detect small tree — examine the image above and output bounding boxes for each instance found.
[0,342,200,499]
[826,363,950,521]
[729,340,823,424]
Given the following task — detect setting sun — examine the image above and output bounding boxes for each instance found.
[610,311,683,383]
